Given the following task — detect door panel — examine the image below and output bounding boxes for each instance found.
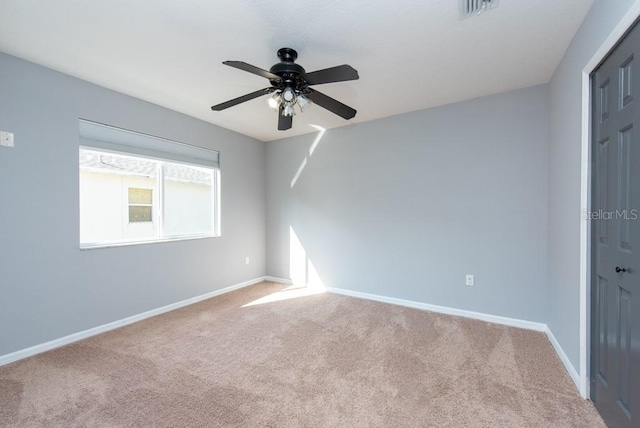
[597,276,609,386]
[618,126,632,251]
[618,287,631,417]
[591,18,640,428]
[596,138,611,246]
[620,55,634,108]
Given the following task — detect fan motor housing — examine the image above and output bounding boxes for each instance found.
[269,48,307,90]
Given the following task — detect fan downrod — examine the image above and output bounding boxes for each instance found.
[277,48,298,63]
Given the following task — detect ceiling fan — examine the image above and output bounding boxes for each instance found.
[211,48,359,131]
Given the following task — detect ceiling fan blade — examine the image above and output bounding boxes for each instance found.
[211,87,274,111]
[304,65,359,85]
[278,106,293,130]
[223,61,281,81]
[307,88,357,120]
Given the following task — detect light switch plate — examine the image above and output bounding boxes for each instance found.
[0,131,14,147]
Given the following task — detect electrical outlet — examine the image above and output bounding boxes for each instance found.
[245,256,250,265]
[465,274,474,286]
[0,131,14,148]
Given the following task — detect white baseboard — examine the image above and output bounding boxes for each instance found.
[328,286,582,394]
[1,277,583,397]
[545,326,581,391]
[264,276,294,285]
[328,287,547,332]
[0,276,267,367]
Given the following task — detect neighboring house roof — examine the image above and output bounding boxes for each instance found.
[79,150,212,185]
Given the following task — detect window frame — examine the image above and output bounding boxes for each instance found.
[79,146,221,249]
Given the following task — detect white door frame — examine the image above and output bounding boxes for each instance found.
[579,1,640,399]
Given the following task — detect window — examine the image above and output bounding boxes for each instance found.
[79,120,220,248]
[128,188,153,222]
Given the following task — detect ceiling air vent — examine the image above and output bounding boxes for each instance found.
[460,0,499,18]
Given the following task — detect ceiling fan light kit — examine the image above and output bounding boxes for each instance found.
[267,88,311,117]
[211,47,359,130]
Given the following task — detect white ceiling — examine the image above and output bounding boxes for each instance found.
[0,0,593,142]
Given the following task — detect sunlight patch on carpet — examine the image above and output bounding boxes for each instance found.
[242,285,326,307]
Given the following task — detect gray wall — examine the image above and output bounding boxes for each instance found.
[5,0,632,366]
[548,0,636,371]
[266,85,550,322]
[0,53,266,356]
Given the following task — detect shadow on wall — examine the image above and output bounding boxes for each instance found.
[290,125,326,188]
[287,125,329,290]
[290,226,326,289]
[240,222,328,308]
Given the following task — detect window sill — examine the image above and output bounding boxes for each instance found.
[80,234,219,250]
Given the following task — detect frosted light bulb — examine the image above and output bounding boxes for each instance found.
[297,94,311,111]
[282,87,295,102]
[283,105,295,116]
[267,95,279,109]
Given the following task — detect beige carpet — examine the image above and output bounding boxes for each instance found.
[0,281,604,427]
